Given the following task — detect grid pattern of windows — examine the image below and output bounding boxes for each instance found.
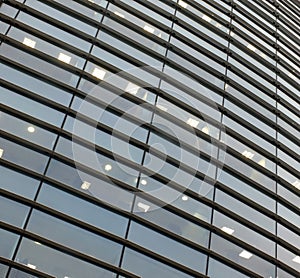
[0,0,299,277]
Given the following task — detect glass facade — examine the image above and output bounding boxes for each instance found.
[0,0,299,277]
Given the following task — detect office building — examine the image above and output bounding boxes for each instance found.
[0,0,299,277]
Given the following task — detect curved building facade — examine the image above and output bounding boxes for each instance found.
[0,0,299,277]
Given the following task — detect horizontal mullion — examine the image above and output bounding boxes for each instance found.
[5,0,98,44]
[1,186,298,277]
[1,56,298,174]
[2,126,299,225]
[0,256,54,278]
[0,221,139,278]
[277,2,300,26]
[233,5,276,39]
[1,158,299,255]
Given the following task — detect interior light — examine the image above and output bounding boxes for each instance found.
[178,0,188,8]
[258,158,266,167]
[225,83,229,90]
[58,53,72,64]
[92,68,106,80]
[239,250,253,259]
[81,181,91,190]
[114,11,125,18]
[292,180,300,190]
[260,52,266,59]
[0,148,4,158]
[88,0,94,2]
[230,31,235,37]
[27,263,37,269]
[216,23,222,28]
[202,15,212,23]
[181,195,188,201]
[27,126,35,133]
[125,82,140,95]
[247,44,256,52]
[143,25,155,34]
[34,241,42,245]
[137,202,150,212]
[140,179,147,186]
[221,226,235,235]
[186,118,199,128]
[292,256,300,264]
[23,37,36,48]
[201,126,210,135]
[104,164,112,171]
[242,150,254,159]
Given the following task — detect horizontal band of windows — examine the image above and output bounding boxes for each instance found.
[1,7,298,107]
[1,128,299,236]
[0,181,299,277]
[1,80,298,195]
[1,69,298,190]
[2,10,298,115]
[2,99,299,216]
[0,222,140,278]
[4,0,298,79]
[0,256,54,278]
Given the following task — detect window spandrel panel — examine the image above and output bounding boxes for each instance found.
[0,166,39,199]
[37,184,128,237]
[26,210,122,266]
[127,221,207,273]
[14,238,117,278]
[121,248,191,278]
[0,44,80,87]
[0,63,73,106]
[0,196,30,228]
[0,229,19,259]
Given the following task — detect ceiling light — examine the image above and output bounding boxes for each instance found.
[230,31,235,37]
[292,180,300,190]
[0,148,4,158]
[258,158,266,167]
[23,37,36,48]
[242,150,254,159]
[92,68,106,80]
[34,241,42,245]
[239,250,253,259]
[104,164,112,171]
[137,202,150,212]
[27,263,37,269]
[292,256,300,264]
[58,53,71,64]
[202,15,212,22]
[181,195,188,201]
[221,226,235,235]
[114,11,125,18]
[201,126,210,135]
[140,179,147,186]
[247,44,256,52]
[178,0,188,8]
[81,181,91,190]
[186,118,199,128]
[143,25,155,34]
[27,126,35,133]
[260,52,266,59]
[125,82,140,95]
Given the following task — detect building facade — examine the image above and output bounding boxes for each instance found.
[0,0,299,277]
